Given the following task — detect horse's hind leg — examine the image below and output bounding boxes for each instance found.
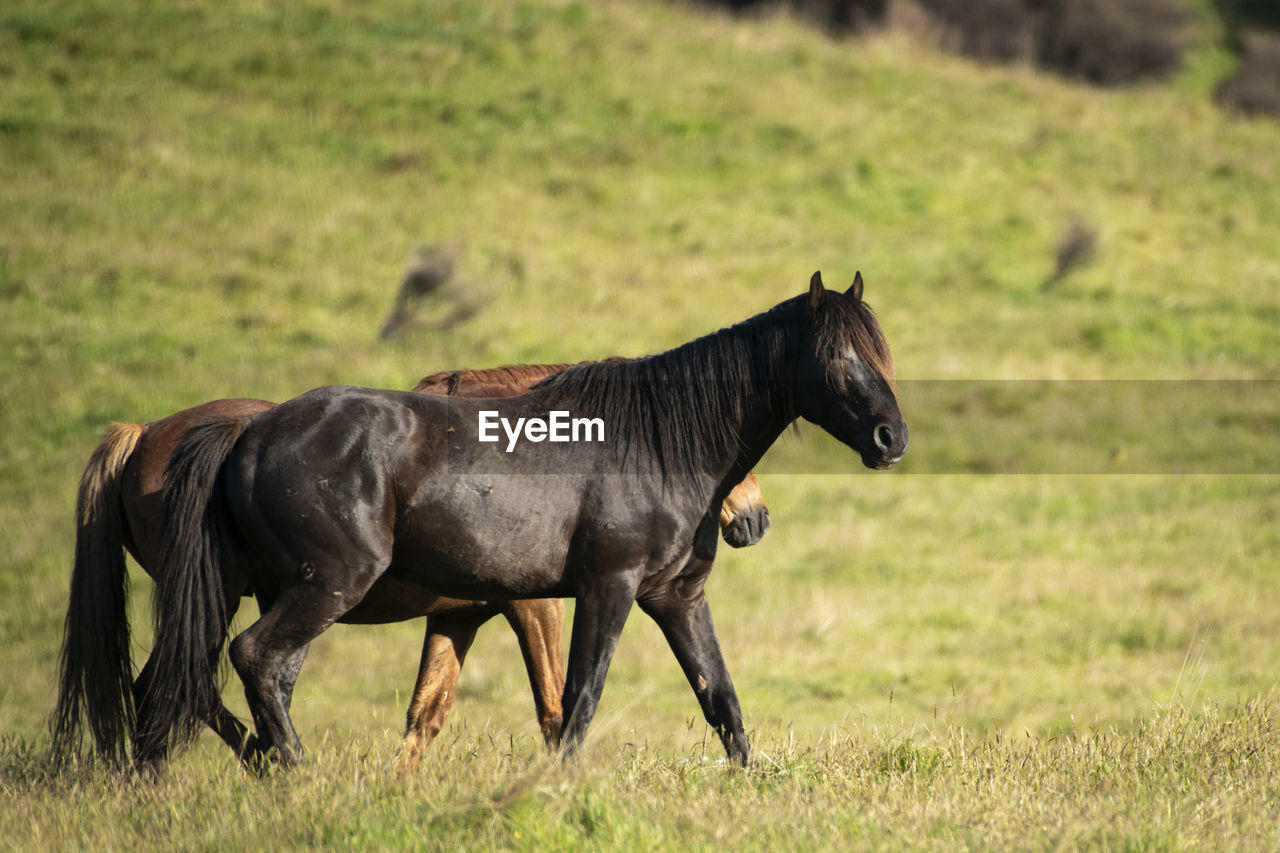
[228,579,371,767]
[209,700,265,763]
[133,650,263,768]
[398,613,485,769]
[133,625,245,774]
[130,654,171,772]
[134,585,265,768]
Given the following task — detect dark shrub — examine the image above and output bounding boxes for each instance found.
[1036,0,1188,86]
[685,0,888,35]
[684,0,1191,87]
[1215,33,1280,117]
[1214,0,1280,36]
[913,0,1039,63]
[791,0,889,35]
[906,0,1187,84]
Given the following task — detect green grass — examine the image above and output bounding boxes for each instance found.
[2,0,1279,848]
[5,699,1280,849]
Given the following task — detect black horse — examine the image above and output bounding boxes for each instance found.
[139,271,906,770]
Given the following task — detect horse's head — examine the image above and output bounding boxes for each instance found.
[719,471,770,548]
[794,271,907,470]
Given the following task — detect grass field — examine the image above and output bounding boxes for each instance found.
[2,0,1279,848]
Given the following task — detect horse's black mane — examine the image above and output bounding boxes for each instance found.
[536,290,893,479]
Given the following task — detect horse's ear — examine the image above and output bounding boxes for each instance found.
[847,270,864,301]
[808,270,825,309]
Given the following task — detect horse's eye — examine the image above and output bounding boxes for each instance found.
[844,352,872,384]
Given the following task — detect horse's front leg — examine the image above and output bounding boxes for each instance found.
[503,598,566,750]
[638,586,748,765]
[560,568,642,757]
[398,612,485,769]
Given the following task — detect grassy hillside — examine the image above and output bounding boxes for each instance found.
[2,0,1279,848]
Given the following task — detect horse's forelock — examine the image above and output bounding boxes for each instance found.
[815,295,897,391]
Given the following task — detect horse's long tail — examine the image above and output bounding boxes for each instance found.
[134,415,249,767]
[52,423,146,766]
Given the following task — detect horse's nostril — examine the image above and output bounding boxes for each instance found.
[874,423,894,452]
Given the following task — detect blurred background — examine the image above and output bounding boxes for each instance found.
[1,0,1277,763]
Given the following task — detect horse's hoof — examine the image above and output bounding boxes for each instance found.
[133,757,168,783]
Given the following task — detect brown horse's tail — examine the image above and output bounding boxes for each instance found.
[134,415,249,768]
[52,422,145,767]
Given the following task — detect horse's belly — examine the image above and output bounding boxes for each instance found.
[388,537,570,599]
[389,477,579,598]
[338,574,445,623]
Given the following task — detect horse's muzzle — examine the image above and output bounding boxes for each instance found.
[722,506,770,548]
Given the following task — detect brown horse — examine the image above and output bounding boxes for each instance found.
[54,363,769,768]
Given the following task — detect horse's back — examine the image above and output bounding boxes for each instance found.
[121,398,275,574]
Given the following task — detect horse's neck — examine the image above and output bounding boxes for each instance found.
[718,404,790,495]
[642,305,801,491]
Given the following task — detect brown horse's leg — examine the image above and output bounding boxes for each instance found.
[398,613,484,769]
[503,599,566,750]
